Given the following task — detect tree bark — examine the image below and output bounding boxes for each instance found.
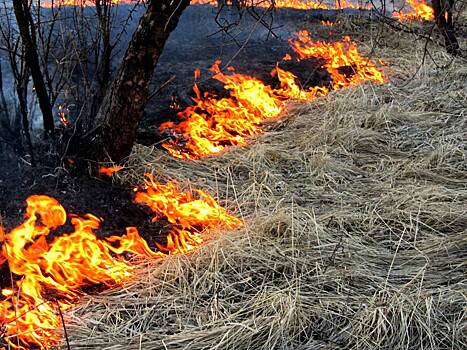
[88,0,191,162]
[12,0,55,134]
[432,0,459,55]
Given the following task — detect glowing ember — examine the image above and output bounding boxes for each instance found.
[393,0,434,21]
[161,31,385,160]
[0,180,241,349]
[57,105,69,127]
[98,165,125,177]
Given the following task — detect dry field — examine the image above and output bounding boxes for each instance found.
[65,18,466,350]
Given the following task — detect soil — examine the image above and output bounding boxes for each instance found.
[0,154,167,238]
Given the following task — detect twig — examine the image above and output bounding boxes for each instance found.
[56,301,71,350]
[147,75,177,101]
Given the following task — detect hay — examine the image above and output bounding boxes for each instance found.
[65,21,466,350]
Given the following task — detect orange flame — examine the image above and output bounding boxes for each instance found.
[98,165,125,177]
[190,0,371,10]
[272,66,330,101]
[0,179,241,349]
[42,0,370,10]
[393,0,434,21]
[41,0,133,7]
[161,31,385,159]
[160,63,284,159]
[288,31,385,90]
[321,20,334,26]
[135,174,242,254]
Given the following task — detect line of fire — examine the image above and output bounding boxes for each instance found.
[0,1,463,349]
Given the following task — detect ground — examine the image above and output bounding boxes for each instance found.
[1,8,466,350]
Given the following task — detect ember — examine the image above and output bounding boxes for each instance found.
[161,31,385,159]
[0,178,241,349]
[98,165,125,177]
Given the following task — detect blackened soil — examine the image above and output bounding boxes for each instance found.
[137,7,337,145]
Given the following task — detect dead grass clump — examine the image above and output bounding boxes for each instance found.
[65,21,466,350]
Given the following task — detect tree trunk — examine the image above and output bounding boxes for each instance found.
[12,0,55,134]
[432,0,459,55]
[88,0,191,162]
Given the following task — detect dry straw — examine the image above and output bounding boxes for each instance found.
[65,18,466,350]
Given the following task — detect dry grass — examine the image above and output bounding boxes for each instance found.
[64,20,466,350]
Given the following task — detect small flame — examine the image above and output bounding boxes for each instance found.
[0,179,241,349]
[57,105,69,127]
[98,165,125,177]
[393,0,434,21]
[135,174,242,254]
[321,20,334,26]
[194,68,201,80]
[161,31,385,160]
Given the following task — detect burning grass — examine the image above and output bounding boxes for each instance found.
[64,21,466,350]
[161,31,385,160]
[0,176,241,349]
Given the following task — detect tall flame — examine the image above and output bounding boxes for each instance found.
[161,31,385,159]
[0,177,241,349]
[393,0,434,21]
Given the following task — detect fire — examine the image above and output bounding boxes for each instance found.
[271,0,328,10]
[135,174,242,254]
[272,66,330,100]
[161,31,385,159]
[159,62,284,159]
[98,165,125,177]
[41,0,133,7]
[393,0,434,21]
[189,0,327,9]
[190,0,371,10]
[41,0,372,10]
[0,178,241,349]
[288,31,385,89]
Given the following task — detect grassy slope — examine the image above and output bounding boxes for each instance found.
[66,19,466,350]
